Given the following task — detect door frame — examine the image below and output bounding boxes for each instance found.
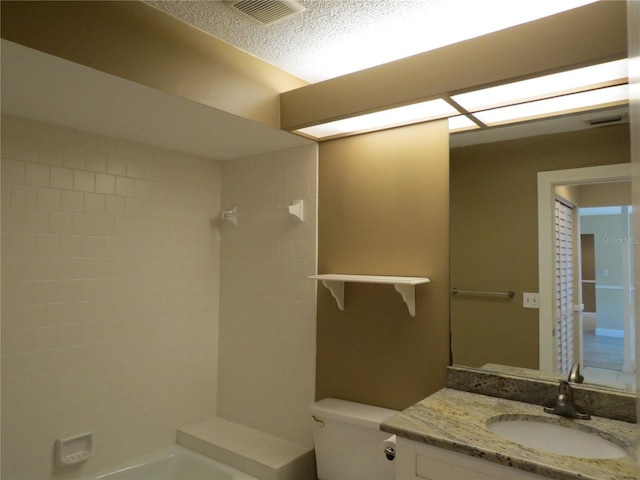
[537,163,631,372]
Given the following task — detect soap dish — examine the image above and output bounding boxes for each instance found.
[55,432,92,466]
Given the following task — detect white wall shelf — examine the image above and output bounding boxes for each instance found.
[309,274,430,317]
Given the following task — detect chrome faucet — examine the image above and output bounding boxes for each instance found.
[544,380,590,420]
[567,362,584,384]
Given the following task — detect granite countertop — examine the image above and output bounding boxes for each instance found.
[381,388,638,480]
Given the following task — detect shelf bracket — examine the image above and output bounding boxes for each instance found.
[394,283,416,317]
[320,279,345,310]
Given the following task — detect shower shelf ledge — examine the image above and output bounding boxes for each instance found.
[309,274,430,317]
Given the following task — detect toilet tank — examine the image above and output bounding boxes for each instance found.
[309,398,398,480]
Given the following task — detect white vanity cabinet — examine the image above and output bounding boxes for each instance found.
[395,438,549,480]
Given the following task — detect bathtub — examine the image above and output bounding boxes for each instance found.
[85,445,259,480]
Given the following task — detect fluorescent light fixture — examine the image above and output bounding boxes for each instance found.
[473,84,629,126]
[295,58,628,141]
[448,115,480,132]
[296,99,459,139]
[452,59,628,112]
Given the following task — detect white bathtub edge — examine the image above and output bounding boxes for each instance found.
[80,444,259,480]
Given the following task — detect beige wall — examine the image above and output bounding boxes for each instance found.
[577,181,632,207]
[1,114,221,478]
[217,144,318,447]
[450,124,630,369]
[316,121,450,411]
[0,1,307,128]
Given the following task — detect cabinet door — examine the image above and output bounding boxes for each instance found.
[396,438,549,480]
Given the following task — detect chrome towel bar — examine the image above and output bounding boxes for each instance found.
[451,288,515,298]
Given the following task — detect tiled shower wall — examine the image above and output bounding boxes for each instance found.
[1,114,222,479]
[218,145,318,447]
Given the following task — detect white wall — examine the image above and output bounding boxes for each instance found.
[217,144,318,447]
[1,114,222,479]
[580,213,628,331]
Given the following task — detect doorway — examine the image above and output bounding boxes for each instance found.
[538,163,633,390]
[579,204,635,387]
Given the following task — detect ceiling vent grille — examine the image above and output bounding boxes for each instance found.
[225,0,305,26]
[587,113,628,127]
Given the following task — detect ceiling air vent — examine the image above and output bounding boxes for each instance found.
[586,113,628,127]
[225,0,305,26]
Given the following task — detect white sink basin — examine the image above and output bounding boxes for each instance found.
[487,417,627,459]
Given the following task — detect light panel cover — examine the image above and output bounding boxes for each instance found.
[473,84,629,126]
[452,59,628,112]
[297,99,459,139]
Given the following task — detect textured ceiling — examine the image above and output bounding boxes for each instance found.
[144,0,595,83]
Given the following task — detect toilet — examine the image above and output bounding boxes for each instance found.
[309,397,399,480]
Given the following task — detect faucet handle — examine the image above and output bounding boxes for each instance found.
[558,380,572,400]
[544,380,590,420]
[567,362,584,384]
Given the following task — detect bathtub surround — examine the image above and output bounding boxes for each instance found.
[1,114,221,478]
[177,418,315,480]
[0,115,319,479]
[217,144,318,447]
